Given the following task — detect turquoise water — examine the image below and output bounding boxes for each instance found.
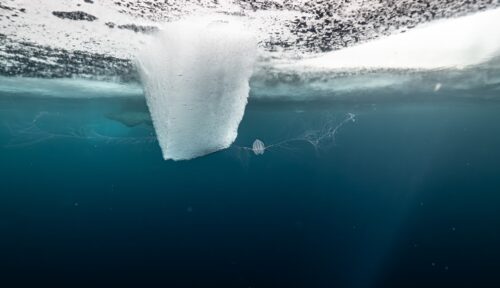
[1,93,500,287]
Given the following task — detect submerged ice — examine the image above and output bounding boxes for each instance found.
[136,19,257,161]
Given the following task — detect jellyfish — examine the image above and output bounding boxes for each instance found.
[234,113,356,159]
[261,113,355,152]
[252,139,265,155]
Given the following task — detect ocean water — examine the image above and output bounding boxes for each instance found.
[1,90,500,287]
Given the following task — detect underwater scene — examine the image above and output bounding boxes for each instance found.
[1,1,500,287]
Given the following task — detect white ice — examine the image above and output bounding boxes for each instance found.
[136,18,257,160]
[295,7,500,70]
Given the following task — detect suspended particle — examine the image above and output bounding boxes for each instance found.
[252,139,265,155]
[434,83,442,92]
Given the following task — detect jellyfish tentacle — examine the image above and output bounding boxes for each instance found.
[236,112,356,158]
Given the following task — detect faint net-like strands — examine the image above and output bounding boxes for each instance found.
[6,122,158,147]
[238,112,356,156]
[4,122,58,147]
[300,112,356,151]
[4,112,157,148]
[85,128,157,145]
[30,111,50,123]
[3,111,58,147]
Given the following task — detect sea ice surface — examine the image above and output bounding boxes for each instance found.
[294,7,500,70]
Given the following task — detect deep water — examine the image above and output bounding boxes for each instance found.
[1,93,500,287]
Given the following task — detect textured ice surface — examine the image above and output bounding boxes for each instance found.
[295,8,500,70]
[0,76,142,98]
[2,0,499,79]
[2,8,500,104]
[137,19,257,160]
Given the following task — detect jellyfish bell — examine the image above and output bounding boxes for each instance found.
[252,139,265,155]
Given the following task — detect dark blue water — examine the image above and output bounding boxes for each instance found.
[1,95,500,287]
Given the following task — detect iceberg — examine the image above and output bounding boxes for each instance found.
[136,19,257,160]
